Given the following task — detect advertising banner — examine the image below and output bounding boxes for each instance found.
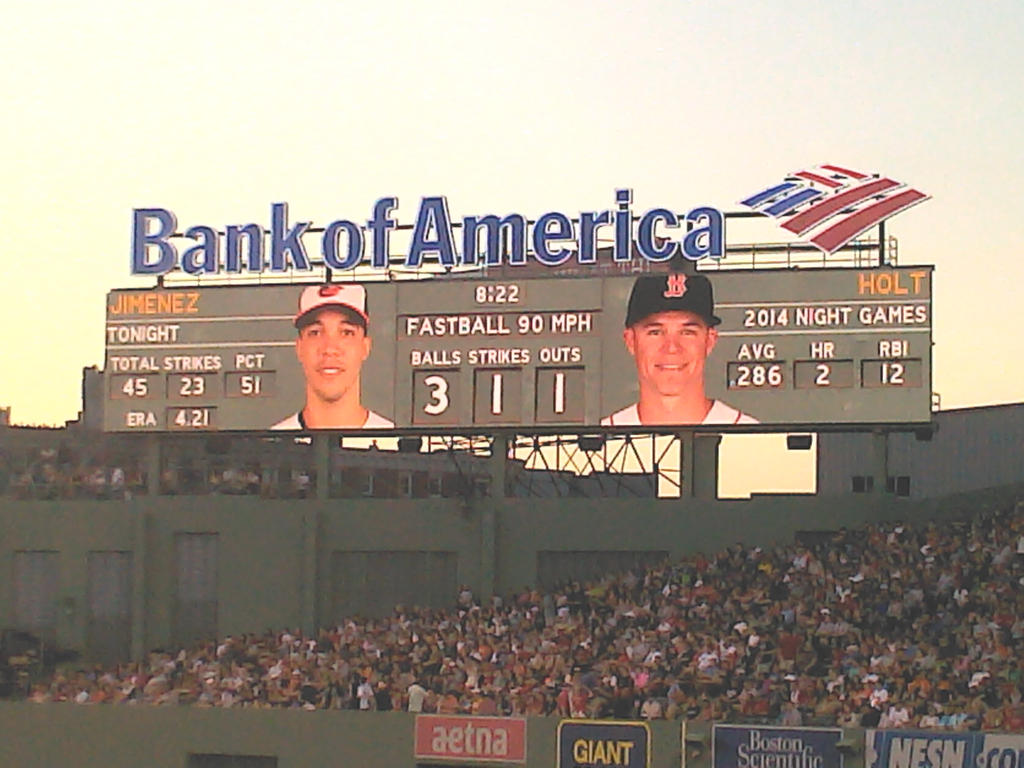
[557,720,650,768]
[413,715,526,764]
[104,268,933,432]
[713,724,845,768]
[866,730,1024,768]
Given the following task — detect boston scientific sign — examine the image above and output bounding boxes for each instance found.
[130,192,724,275]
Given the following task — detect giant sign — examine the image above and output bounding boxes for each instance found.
[557,720,650,768]
[103,267,933,432]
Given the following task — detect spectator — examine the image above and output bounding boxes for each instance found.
[407,679,427,712]
[778,701,803,726]
[356,678,374,711]
[24,499,1023,731]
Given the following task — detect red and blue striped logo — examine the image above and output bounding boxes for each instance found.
[740,165,929,254]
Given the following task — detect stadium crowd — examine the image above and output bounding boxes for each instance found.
[2,445,314,500]
[28,500,1024,731]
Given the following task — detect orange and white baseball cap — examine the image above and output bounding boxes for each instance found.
[294,284,368,329]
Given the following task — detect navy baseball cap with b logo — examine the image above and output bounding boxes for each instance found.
[625,273,721,328]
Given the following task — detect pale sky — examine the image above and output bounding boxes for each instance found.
[1,1,1021,495]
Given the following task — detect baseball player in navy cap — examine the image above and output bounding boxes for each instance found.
[602,273,757,426]
[272,284,394,429]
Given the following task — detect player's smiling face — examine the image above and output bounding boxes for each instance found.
[624,310,717,396]
[295,308,371,405]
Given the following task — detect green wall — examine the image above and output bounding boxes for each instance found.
[2,488,1009,767]
[0,704,869,768]
[9,479,1023,660]
[0,490,918,657]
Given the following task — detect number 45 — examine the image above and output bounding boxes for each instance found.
[121,377,148,397]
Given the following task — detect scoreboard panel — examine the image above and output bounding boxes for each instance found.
[103,267,933,431]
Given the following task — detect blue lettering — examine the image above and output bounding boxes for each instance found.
[322,220,364,270]
[613,188,633,262]
[682,206,724,261]
[269,202,311,271]
[131,208,177,274]
[182,225,219,274]
[368,197,397,269]
[406,196,457,268]
[462,214,526,265]
[532,212,574,265]
[225,224,264,272]
[637,208,679,261]
[986,748,1021,768]
[126,195,726,275]
[578,210,610,264]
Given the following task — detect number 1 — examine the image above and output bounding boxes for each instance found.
[553,372,565,414]
[491,373,503,415]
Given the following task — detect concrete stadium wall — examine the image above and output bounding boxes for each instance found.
[0,704,868,768]
[0,489,974,659]
[492,493,895,592]
[817,403,1024,499]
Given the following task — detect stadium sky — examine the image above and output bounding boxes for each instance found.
[1,1,1021,496]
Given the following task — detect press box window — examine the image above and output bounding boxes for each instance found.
[428,476,443,497]
[360,472,375,497]
[187,755,277,768]
[851,476,874,493]
[473,476,490,497]
[886,475,911,497]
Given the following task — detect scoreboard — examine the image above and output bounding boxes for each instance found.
[103,267,933,432]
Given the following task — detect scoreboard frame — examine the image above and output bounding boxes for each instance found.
[102,266,934,434]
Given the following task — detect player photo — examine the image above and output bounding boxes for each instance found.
[602,273,758,426]
[272,284,395,430]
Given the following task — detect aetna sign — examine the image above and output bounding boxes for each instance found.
[414,715,527,764]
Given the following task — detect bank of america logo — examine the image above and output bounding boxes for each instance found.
[740,164,929,254]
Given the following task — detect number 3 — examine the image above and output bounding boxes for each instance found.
[423,375,449,415]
